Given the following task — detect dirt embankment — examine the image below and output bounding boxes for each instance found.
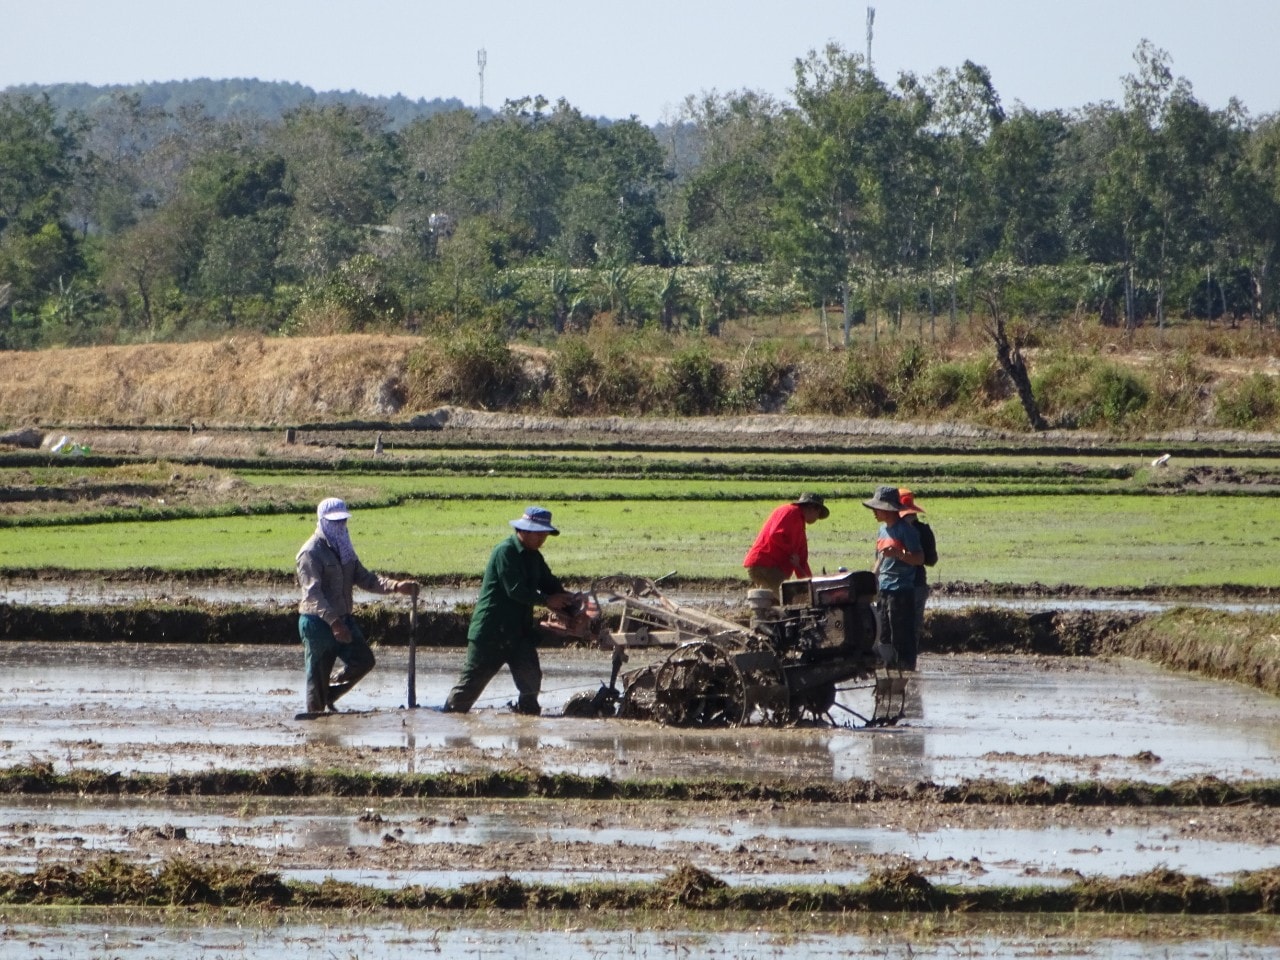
[4,336,1280,449]
[0,335,417,426]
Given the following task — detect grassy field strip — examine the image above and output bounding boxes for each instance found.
[356,448,1148,469]
[232,471,1132,498]
[19,449,1280,477]
[246,453,1137,481]
[317,444,1280,472]
[3,494,1280,586]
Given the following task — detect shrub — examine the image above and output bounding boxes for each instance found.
[724,343,793,413]
[408,332,525,409]
[906,355,1002,414]
[893,340,929,392]
[1145,351,1210,426]
[1214,373,1279,429]
[1086,367,1150,428]
[290,255,404,332]
[546,336,601,415]
[1032,352,1099,427]
[659,344,725,415]
[789,350,892,416]
[593,342,655,414]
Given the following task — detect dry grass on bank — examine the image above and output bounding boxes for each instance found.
[0,335,417,425]
[1,320,1278,430]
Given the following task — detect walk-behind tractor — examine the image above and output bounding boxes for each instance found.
[553,572,908,728]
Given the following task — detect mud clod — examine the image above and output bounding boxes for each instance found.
[658,862,729,906]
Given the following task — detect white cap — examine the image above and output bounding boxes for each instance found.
[317,497,351,521]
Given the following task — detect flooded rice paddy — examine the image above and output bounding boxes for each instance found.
[6,919,1278,960]
[3,634,1280,956]
[4,642,1279,785]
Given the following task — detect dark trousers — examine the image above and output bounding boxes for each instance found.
[913,583,930,644]
[298,614,376,713]
[877,588,918,670]
[444,635,542,715]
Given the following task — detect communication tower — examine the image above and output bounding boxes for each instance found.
[477,48,487,110]
[866,6,876,72]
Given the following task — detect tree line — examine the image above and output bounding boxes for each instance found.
[3,40,1280,350]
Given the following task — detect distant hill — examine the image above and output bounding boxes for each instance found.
[5,77,702,164]
[1,77,485,129]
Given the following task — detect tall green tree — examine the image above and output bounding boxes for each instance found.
[447,98,667,269]
[0,94,84,327]
[1092,41,1206,332]
[66,92,169,236]
[674,90,785,265]
[448,96,565,261]
[0,94,79,235]
[774,44,929,342]
[100,212,184,333]
[272,103,397,279]
[918,61,1005,332]
[984,108,1068,266]
[1234,116,1280,322]
[560,115,666,266]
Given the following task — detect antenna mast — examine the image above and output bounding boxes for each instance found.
[866,6,876,72]
[477,48,487,110]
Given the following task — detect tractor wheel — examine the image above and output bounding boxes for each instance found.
[652,640,747,727]
[617,665,659,721]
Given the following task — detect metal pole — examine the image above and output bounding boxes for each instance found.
[407,585,419,708]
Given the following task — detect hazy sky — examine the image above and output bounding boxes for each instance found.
[3,1,1276,123]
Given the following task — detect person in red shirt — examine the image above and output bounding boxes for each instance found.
[742,493,830,597]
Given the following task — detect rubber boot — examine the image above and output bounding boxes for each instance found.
[326,680,356,710]
[513,694,541,716]
[305,675,330,715]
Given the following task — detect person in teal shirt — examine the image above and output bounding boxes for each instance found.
[443,506,578,715]
[863,485,924,670]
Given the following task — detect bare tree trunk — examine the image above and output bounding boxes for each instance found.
[1256,262,1267,329]
[841,282,851,347]
[1124,263,1136,338]
[984,294,1047,431]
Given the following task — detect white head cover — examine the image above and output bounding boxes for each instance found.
[316,497,357,564]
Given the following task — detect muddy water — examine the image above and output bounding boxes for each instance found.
[3,643,1279,784]
[4,642,1280,957]
[3,793,1276,888]
[6,577,1280,614]
[7,921,1275,959]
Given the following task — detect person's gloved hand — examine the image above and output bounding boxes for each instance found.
[546,591,580,613]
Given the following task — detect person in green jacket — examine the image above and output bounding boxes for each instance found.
[443,505,578,715]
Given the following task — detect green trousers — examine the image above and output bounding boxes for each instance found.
[444,634,542,715]
[298,614,375,713]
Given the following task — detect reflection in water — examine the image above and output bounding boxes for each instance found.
[7,645,1280,786]
[302,729,345,749]
[869,728,928,778]
[10,921,1274,959]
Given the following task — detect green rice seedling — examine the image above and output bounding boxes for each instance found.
[4,491,1280,588]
